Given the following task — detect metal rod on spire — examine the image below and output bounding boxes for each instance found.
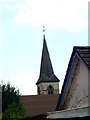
[43,26,45,37]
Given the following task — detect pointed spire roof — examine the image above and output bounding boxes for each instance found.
[36,35,59,85]
[40,35,54,78]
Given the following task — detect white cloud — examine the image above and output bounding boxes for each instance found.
[4,71,62,95]
[5,4,12,9]
[5,3,26,10]
[0,0,24,4]
[13,0,89,31]
[5,71,39,95]
[0,74,2,82]
[14,4,26,10]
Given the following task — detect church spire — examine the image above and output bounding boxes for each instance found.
[39,26,54,78]
[36,33,59,85]
[39,35,54,78]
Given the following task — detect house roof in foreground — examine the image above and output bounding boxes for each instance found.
[74,46,90,69]
[56,46,90,111]
[48,106,90,119]
[21,94,59,116]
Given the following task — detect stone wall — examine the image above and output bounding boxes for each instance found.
[37,82,59,94]
[61,59,89,110]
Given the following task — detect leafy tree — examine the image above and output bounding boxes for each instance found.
[2,102,26,120]
[2,82,20,112]
[1,82,26,119]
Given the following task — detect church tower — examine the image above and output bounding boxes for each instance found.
[36,35,60,95]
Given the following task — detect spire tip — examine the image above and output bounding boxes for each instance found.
[43,26,45,37]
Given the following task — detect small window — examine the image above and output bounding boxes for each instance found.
[38,87,40,94]
[48,85,54,94]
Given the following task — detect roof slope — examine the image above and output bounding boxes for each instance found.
[39,36,54,78]
[56,46,90,111]
[21,94,59,116]
[36,36,59,85]
[74,46,90,69]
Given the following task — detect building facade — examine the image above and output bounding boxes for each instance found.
[47,46,90,119]
[57,46,90,110]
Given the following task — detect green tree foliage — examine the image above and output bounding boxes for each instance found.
[2,82,26,119]
[2,102,26,120]
[2,82,20,112]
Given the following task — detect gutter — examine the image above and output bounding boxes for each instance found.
[47,106,90,119]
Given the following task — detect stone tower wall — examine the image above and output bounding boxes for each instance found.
[37,82,59,94]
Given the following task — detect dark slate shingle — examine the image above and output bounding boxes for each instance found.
[74,46,90,69]
[36,36,59,85]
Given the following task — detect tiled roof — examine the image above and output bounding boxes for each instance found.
[74,46,90,69]
[21,94,59,116]
[56,46,90,111]
[37,74,59,84]
[36,36,59,85]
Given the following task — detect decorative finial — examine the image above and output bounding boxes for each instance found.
[43,26,45,36]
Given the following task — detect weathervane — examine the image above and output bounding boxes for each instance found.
[43,26,45,36]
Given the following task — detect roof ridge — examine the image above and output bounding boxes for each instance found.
[74,46,90,51]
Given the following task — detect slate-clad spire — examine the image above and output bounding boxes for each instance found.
[40,35,54,78]
[36,35,59,85]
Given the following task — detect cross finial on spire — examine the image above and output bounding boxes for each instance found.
[43,26,45,37]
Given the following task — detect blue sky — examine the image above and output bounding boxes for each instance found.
[0,0,89,95]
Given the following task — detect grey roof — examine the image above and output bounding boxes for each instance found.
[36,36,59,85]
[74,46,90,69]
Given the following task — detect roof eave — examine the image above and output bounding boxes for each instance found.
[36,80,60,85]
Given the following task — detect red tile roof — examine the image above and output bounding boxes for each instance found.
[21,94,59,117]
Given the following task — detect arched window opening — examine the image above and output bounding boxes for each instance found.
[48,85,54,94]
[38,87,40,94]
